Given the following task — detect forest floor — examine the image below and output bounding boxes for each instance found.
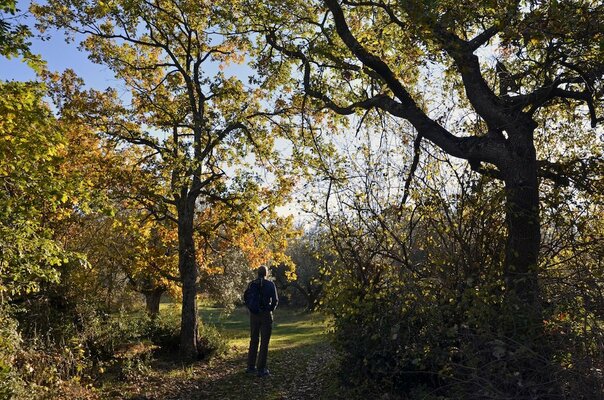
[100,306,341,400]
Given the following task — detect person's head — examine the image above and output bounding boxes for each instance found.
[257,265,268,278]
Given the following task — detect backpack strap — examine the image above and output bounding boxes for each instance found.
[258,278,265,309]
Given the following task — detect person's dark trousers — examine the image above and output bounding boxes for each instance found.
[247,310,273,370]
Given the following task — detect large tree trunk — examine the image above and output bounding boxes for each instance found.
[144,287,165,318]
[178,200,199,360]
[503,178,540,306]
[500,135,542,330]
[499,138,562,397]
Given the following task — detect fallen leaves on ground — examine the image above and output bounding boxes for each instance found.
[102,310,336,400]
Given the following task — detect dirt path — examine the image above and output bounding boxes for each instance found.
[104,308,337,400]
[108,342,333,400]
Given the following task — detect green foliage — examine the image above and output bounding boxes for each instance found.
[0,74,136,307]
[77,307,152,361]
[271,228,331,310]
[197,322,229,360]
[0,300,228,397]
[539,180,604,398]
[0,81,76,299]
[145,311,182,353]
[0,0,44,71]
[143,309,228,359]
[0,305,26,399]
[200,246,254,311]
[0,301,100,398]
[319,157,603,398]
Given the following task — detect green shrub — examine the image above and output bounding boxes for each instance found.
[79,308,149,361]
[0,306,26,399]
[144,311,228,359]
[1,300,229,397]
[145,312,181,353]
[197,322,228,360]
[328,274,570,399]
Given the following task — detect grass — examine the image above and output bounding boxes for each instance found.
[200,306,329,349]
[198,306,334,400]
[105,304,339,400]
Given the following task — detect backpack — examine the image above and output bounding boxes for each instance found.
[244,279,264,314]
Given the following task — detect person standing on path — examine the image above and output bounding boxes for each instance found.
[244,265,278,377]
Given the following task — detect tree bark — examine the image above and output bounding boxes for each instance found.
[144,287,165,318]
[289,281,312,309]
[178,199,199,360]
[500,135,542,330]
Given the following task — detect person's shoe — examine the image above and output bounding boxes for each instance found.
[245,366,256,374]
[257,368,270,377]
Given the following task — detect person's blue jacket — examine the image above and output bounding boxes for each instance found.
[248,278,279,312]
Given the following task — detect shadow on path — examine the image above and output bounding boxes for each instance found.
[111,308,337,400]
[159,341,335,400]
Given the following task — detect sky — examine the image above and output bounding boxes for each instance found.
[1,8,79,78]
[0,1,125,93]
[0,1,254,92]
